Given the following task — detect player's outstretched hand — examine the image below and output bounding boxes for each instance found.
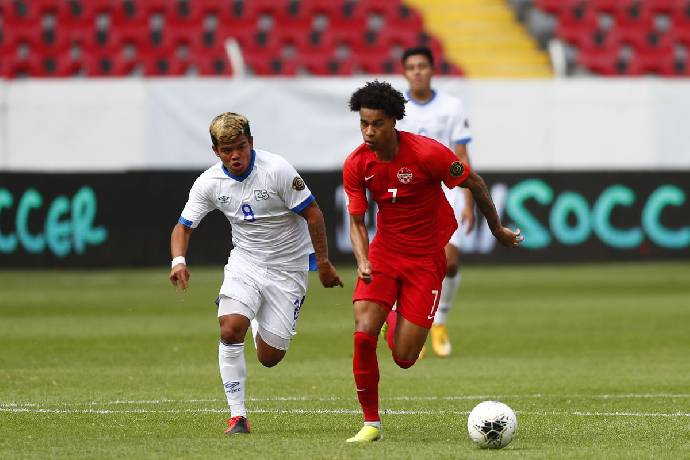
[169,264,190,291]
[493,226,524,248]
[318,261,344,288]
[357,260,373,284]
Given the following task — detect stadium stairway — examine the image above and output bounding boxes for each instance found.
[404,0,553,77]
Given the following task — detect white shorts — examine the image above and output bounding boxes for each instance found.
[217,251,308,351]
[443,185,466,249]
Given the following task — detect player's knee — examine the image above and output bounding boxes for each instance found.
[446,264,459,277]
[393,355,416,369]
[219,323,245,344]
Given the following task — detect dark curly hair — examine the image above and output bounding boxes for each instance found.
[348,80,406,120]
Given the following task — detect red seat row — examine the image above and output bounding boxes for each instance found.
[535,0,690,76]
[0,0,460,77]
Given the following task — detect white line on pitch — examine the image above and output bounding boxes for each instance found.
[2,407,690,418]
[3,393,690,408]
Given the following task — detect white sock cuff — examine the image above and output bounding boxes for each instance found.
[219,341,244,358]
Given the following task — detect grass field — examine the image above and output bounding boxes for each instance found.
[1,262,689,459]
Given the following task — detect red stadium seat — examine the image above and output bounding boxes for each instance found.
[535,0,584,14]
[577,45,643,75]
[554,6,600,49]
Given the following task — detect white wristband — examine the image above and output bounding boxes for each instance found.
[171,256,186,268]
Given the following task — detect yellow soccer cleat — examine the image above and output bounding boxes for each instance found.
[431,324,452,357]
[346,425,383,443]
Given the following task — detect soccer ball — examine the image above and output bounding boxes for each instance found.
[467,400,517,449]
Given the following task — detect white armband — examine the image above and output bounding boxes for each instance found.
[171,256,186,268]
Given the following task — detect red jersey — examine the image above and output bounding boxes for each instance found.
[343,130,471,256]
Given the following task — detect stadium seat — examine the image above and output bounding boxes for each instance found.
[534,0,585,15]
[577,46,642,75]
[0,0,457,78]
[554,6,600,49]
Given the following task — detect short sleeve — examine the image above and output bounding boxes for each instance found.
[451,99,472,146]
[426,142,471,189]
[179,177,216,228]
[343,156,368,215]
[274,157,315,213]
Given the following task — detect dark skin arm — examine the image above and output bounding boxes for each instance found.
[455,143,476,233]
[349,214,372,283]
[299,201,343,288]
[169,223,193,290]
[460,170,523,247]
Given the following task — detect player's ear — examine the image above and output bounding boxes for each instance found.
[211,145,219,157]
[248,136,254,149]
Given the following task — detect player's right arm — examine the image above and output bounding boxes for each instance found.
[169,223,193,290]
[349,214,372,283]
[342,154,373,283]
[169,175,216,290]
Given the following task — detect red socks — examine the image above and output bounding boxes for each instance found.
[353,331,380,422]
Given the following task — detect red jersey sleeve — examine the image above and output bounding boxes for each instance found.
[425,141,471,188]
[343,154,368,215]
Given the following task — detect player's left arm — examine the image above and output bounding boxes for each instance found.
[460,170,523,248]
[299,201,343,288]
[454,142,475,233]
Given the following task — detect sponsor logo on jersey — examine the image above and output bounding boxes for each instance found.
[292,176,306,191]
[450,161,464,177]
[253,189,269,201]
[397,167,413,184]
[218,196,230,204]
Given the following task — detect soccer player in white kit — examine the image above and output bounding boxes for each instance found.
[396,46,475,358]
[169,112,342,435]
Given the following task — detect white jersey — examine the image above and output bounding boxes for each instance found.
[179,149,315,271]
[397,90,472,148]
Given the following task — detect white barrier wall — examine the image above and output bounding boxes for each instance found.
[1,77,690,171]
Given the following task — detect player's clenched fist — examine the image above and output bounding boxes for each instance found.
[357,260,373,284]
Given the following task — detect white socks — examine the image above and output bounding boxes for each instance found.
[219,340,247,418]
[434,273,461,325]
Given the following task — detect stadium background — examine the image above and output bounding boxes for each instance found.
[1,1,690,458]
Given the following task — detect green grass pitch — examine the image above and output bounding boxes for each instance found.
[1,262,689,459]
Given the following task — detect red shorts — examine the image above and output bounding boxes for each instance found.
[353,243,446,329]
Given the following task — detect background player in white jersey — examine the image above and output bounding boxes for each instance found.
[169,112,342,435]
[396,46,475,358]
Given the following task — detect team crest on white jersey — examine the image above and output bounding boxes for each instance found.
[218,196,230,204]
[397,167,413,184]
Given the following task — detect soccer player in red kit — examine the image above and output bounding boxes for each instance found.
[343,81,523,443]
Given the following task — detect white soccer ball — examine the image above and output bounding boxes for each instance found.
[467,400,517,449]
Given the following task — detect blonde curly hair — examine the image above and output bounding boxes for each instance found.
[209,112,252,147]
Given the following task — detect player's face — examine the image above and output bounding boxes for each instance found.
[213,134,253,176]
[403,54,433,92]
[359,108,396,153]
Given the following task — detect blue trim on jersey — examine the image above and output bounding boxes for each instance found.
[178,216,193,227]
[308,253,317,271]
[291,194,315,213]
[222,149,256,182]
[406,89,437,106]
[455,137,472,145]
